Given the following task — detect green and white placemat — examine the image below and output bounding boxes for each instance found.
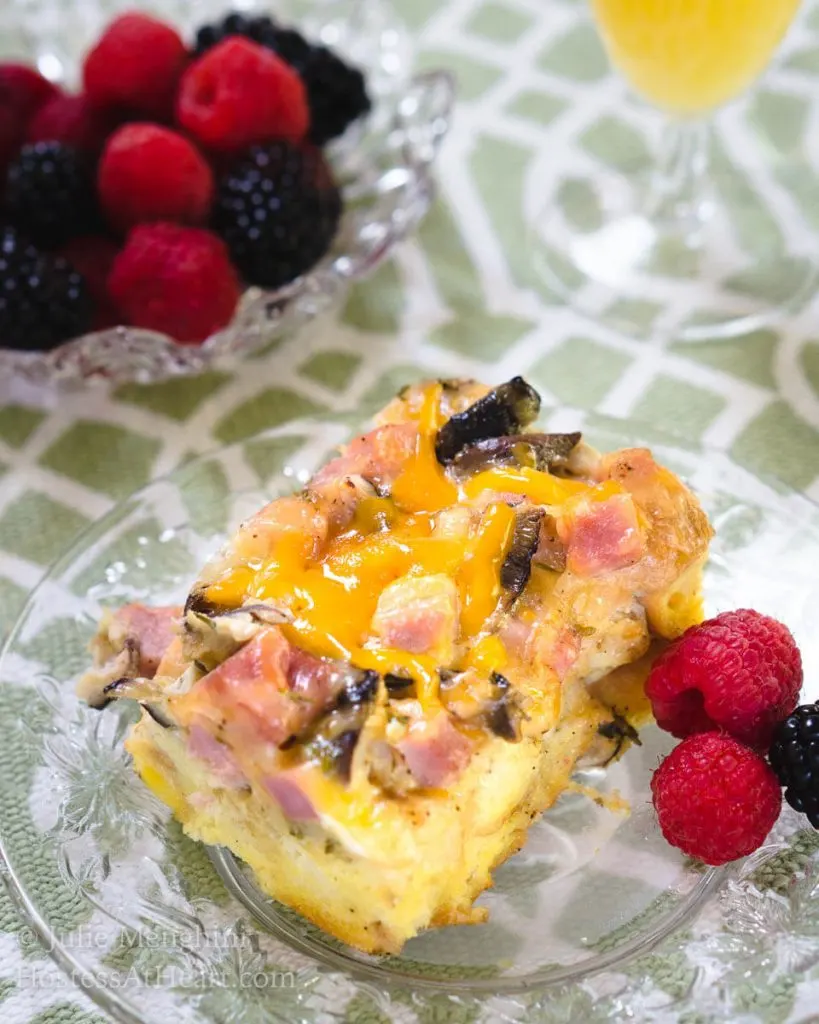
[1,0,819,1020]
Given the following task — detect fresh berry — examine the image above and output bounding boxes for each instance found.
[4,142,99,248]
[193,12,290,57]
[652,732,782,865]
[58,235,119,315]
[190,14,370,144]
[107,223,241,343]
[213,140,341,288]
[0,226,93,350]
[98,124,214,233]
[645,609,802,750]
[83,13,187,121]
[26,93,118,156]
[769,703,819,828]
[0,64,60,124]
[0,65,61,180]
[301,47,371,146]
[177,38,309,152]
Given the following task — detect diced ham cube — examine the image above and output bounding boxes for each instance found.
[263,771,318,821]
[397,713,473,788]
[560,493,644,577]
[371,573,459,663]
[110,603,181,678]
[310,423,418,494]
[173,627,343,749]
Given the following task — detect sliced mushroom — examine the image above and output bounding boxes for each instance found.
[76,637,140,710]
[501,509,545,600]
[435,377,542,464]
[183,598,287,669]
[452,432,581,476]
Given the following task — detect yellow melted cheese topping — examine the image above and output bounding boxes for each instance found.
[204,383,597,706]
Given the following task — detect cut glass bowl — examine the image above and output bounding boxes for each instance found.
[0,0,450,384]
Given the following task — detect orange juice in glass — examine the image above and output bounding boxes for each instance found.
[591,0,802,114]
[531,0,810,340]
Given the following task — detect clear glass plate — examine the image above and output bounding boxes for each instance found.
[1,410,818,1024]
[0,0,449,385]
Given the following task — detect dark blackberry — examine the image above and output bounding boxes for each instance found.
[769,702,819,828]
[0,226,93,351]
[213,140,342,290]
[193,11,279,56]
[302,46,371,146]
[4,142,98,249]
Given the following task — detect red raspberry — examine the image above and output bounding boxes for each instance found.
[645,609,802,750]
[83,13,187,121]
[107,223,241,344]
[176,38,308,152]
[98,124,214,233]
[0,65,60,180]
[27,94,118,156]
[651,732,782,865]
[0,64,60,124]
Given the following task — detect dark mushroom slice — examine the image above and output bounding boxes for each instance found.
[579,714,641,768]
[141,702,175,729]
[183,599,287,670]
[301,700,374,782]
[452,432,582,476]
[484,671,524,742]
[435,376,542,464]
[384,673,416,700]
[501,508,545,600]
[532,514,567,573]
[336,669,381,707]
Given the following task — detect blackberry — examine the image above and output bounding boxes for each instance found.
[191,12,371,142]
[769,703,819,828]
[301,46,371,146]
[0,226,93,351]
[193,12,281,56]
[4,142,98,249]
[213,140,342,290]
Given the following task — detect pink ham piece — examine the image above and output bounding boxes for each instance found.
[397,713,473,788]
[187,724,247,789]
[112,603,181,677]
[371,573,459,664]
[263,772,318,821]
[560,493,644,577]
[173,627,343,749]
[310,423,417,494]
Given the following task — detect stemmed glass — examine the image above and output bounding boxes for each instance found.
[532,0,810,340]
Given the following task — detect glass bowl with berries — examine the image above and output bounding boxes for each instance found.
[0,3,450,383]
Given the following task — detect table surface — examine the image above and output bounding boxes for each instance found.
[1,0,819,1021]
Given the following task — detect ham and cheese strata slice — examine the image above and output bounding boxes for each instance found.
[79,377,713,954]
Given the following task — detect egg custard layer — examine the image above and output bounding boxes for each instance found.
[80,378,713,954]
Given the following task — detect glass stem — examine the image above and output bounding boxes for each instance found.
[642,119,713,237]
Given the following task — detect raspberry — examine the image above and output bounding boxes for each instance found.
[0,65,61,180]
[27,94,117,156]
[645,609,802,750]
[191,14,371,145]
[83,13,187,121]
[652,732,782,865]
[98,124,214,233]
[176,38,309,153]
[107,223,241,343]
[5,142,99,248]
[769,703,819,829]
[0,226,93,350]
[0,64,60,124]
[213,140,341,288]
